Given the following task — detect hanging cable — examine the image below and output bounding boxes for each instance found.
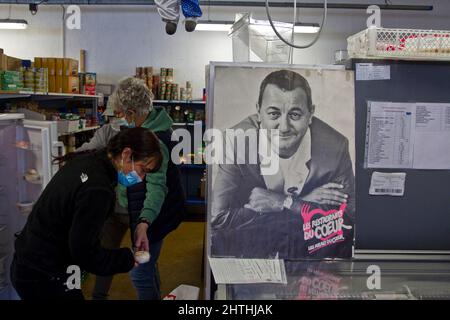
[265,0,328,49]
[61,4,66,58]
[288,0,297,63]
[208,0,210,21]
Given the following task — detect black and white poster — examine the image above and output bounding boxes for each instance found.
[207,63,355,260]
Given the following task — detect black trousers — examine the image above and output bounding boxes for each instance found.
[10,257,84,300]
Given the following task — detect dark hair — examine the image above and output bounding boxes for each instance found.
[257,70,313,112]
[107,127,162,173]
[54,127,163,173]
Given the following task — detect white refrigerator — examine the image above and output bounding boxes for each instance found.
[0,114,63,300]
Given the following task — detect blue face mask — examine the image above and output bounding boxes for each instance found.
[117,158,142,187]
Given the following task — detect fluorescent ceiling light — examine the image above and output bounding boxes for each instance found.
[0,19,28,30]
[294,23,320,34]
[197,20,319,34]
[196,21,233,32]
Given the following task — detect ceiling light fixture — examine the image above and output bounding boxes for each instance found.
[196,20,320,34]
[0,19,28,30]
[294,22,320,34]
[196,20,234,32]
[0,19,28,29]
[1,5,28,30]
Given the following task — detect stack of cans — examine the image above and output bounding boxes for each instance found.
[34,68,48,93]
[166,83,172,100]
[186,81,192,101]
[171,83,179,100]
[144,67,153,91]
[180,87,186,101]
[166,68,174,83]
[23,68,35,92]
[159,67,177,100]
[135,66,153,92]
[135,67,143,78]
[159,68,167,99]
[179,81,193,101]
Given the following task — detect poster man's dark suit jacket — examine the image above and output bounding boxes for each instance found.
[211,115,355,259]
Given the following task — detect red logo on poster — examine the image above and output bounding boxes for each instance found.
[301,203,348,254]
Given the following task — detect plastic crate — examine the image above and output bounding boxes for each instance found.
[348,27,450,61]
[229,13,291,63]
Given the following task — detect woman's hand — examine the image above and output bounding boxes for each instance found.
[134,222,150,252]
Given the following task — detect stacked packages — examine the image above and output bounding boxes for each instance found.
[0,71,23,91]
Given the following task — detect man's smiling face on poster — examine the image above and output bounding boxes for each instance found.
[258,84,314,159]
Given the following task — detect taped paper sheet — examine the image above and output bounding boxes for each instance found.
[208,257,287,284]
[366,101,450,169]
[356,63,391,81]
[369,172,406,196]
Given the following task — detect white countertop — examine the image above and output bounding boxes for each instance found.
[0,113,25,120]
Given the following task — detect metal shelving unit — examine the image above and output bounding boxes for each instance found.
[186,196,206,206]
[0,91,100,116]
[0,91,101,156]
[57,125,100,137]
[178,163,206,169]
[156,100,207,219]
[172,122,194,127]
[0,91,101,100]
[153,100,205,104]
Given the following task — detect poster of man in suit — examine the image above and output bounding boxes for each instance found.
[207,63,355,260]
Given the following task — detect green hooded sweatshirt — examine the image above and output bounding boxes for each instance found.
[78,106,173,224]
[117,107,173,223]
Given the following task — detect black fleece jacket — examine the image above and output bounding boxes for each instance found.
[14,150,135,277]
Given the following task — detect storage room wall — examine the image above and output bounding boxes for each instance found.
[1,1,449,99]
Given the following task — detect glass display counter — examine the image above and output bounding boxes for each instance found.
[217,259,450,300]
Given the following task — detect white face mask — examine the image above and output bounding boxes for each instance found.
[111,117,135,131]
[110,117,123,131]
[121,117,136,128]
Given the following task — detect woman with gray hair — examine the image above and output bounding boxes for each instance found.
[107,77,154,125]
[78,77,185,300]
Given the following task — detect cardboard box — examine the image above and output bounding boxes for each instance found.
[49,75,56,92]
[55,75,63,93]
[63,58,78,77]
[55,76,63,93]
[63,76,79,94]
[55,58,63,93]
[6,55,22,71]
[34,57,42,69]
[47,58,56,77]
[0,54,7,71]
[1,49,8,71]
[41,58,48,73]
[56,58,63,76]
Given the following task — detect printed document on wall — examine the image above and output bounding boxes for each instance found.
[365,101,450,169]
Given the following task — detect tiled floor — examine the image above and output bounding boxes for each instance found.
[82,222,205,300]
